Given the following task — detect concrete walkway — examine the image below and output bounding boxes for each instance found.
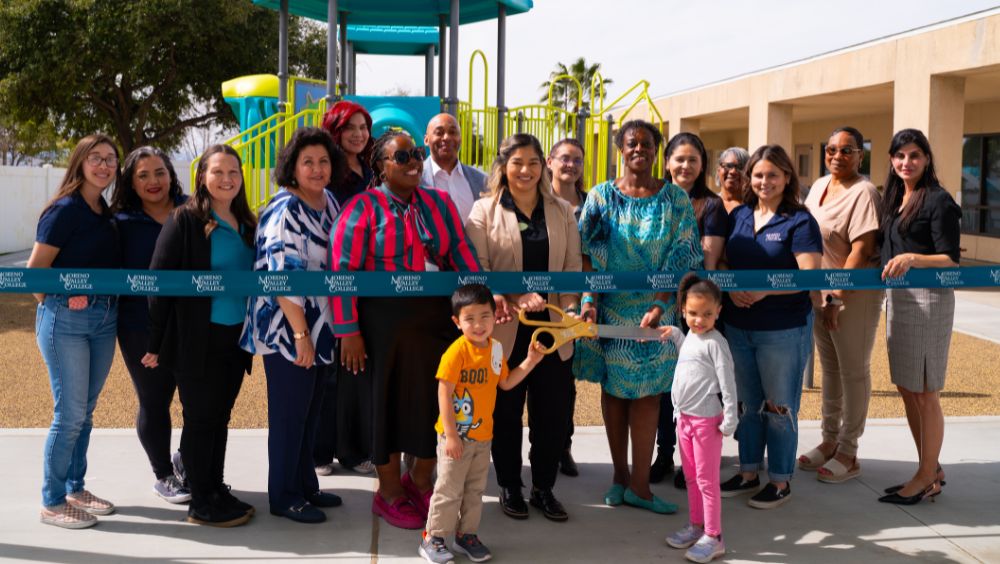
[1,420,998,563]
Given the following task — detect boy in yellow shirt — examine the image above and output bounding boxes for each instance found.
[419,284,545,563]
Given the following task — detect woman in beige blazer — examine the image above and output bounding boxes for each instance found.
[465,133,582,522]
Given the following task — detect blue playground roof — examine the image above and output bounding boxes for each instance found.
[252,0,533,26]
[348,25,438,56]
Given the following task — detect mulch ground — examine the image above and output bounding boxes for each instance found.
[2,293,998,428]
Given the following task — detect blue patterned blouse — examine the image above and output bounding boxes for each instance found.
[240,189,341,365]
[572,180,703,399]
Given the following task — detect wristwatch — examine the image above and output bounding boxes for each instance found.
[825,295,844,308]
[293,328,311,340]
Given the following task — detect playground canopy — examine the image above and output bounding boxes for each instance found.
[251,0,533,25]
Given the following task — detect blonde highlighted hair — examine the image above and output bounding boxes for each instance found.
[485,133,554,200]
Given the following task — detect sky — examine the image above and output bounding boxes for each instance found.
[349,0,1000,109]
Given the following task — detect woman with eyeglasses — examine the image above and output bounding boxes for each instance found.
[716,147,750,214]
[798,127,883,485]
[241,127,347,524]
[330,130,480,530]
[110,147,190,505]
[145,145,257,527]
[29,135,122,529]
[546,137,587,478]
[877,129,959,505]
[466,134,582,521]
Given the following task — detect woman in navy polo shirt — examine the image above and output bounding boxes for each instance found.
[719,145,822,509]
[29,134,122,529]
[877,129,960,505]
[145,145,256,527]
[110,146,189,504]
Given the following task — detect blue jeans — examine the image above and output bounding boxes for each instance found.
[727,314,813,483]
[36,295,117,507]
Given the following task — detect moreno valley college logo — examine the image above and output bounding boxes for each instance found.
[258,274,292,293]
[457,274,489,286]
[127,273,159,294]
[991,269,1000,285]
[0,271,27,290]
[707,271,737,290]
[59,272,93,291]
[522,275,554,293]
[585,274,617,292]
[934,270,963,287]
[391,274,424,294]
[325,274,358,294]
[824,271,854,289]
[766,272,796,289]
[191,274,225,293]
[646,273,677,290]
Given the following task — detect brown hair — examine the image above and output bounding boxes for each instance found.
[743,144,805,213]
[548,138,586,193]
[186,145,257,246]
[487,133,553,199]
[41,134,120,216]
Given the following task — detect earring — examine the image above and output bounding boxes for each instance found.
[290,178,297,187]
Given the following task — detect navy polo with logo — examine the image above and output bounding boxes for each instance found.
[723,204,823,331]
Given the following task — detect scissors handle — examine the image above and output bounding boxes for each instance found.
[529,323,597,355]
[517,303,576,328]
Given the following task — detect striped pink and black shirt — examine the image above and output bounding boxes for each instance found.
[329,184,481,336]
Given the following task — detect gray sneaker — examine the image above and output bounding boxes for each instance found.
[685,534,725,563]
[171,451,188,487]
[154,475,192,504]
[418,534,455,564]
[453,533,492,562]
[667,524,704,549]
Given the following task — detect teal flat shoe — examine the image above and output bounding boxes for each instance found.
[623,488,678,514]
[603,484,626,506]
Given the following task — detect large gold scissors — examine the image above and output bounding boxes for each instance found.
[518,304,665,354]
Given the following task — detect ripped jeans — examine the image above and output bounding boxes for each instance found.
[727,313,813,483]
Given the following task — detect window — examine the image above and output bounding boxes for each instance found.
[961,134,1000,237]
[819,140,872,177]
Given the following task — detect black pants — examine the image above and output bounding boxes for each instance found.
[492,323,574,490]
[174,323,246,508]
[336,361,373,467]
[265,354,326,509]
[564,382,576,450]
[118,327,176,480]
[656,395,676,455]
[312,365,338,466]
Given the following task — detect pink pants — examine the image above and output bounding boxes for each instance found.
[678,412,724,537]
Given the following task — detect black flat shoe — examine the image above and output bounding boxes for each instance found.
[529,487,568,522]
[270,501,326,523]
[307,491,343,508]
[559,450,579,477]
[878,482,940,505]
[649,449,674,484]
[498,487,529,520]
[187,502,251,527]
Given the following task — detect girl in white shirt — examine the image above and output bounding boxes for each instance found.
[663,274,737,563]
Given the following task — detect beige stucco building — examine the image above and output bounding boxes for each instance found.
[639,8,1000,263]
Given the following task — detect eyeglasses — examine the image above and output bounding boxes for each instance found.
[825,146,861,157]
[86,155,118,168]
[384,147,426,165]
[557,156,584,166]
[718,163,742,171]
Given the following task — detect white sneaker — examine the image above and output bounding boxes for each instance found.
[685,534,725,563]
[350,459,376,474]
[315,464,336,476]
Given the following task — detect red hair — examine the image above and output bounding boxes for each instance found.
[322,101,374,166]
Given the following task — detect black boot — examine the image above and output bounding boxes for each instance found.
[649,449,674,484]
[498,487,529,520]
[559,449,579,477]
[187,493,251,528]
[529,487,568,522]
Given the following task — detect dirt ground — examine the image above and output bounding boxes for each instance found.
[2,293,998,428]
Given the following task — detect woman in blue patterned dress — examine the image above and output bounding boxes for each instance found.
[575,120,703,513]
[240,127,346,524]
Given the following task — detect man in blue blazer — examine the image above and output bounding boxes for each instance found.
[421,113,487,222]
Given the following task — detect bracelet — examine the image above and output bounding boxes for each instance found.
[564,304,580,314]
[581,295,595,306]
[651,299,669,313]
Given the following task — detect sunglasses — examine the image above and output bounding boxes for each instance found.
[825,146,861,157]
[384,147,426,165]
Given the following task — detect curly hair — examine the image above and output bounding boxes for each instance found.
[273,127,346,191]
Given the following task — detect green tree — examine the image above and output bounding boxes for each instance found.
[539,57,613,115]
[0,1,333,154]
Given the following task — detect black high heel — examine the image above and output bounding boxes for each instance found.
[878,481,941,505]
[884,467,946,494]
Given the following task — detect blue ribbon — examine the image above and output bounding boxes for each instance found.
[1,266,998,296]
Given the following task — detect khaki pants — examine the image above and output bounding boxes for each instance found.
[814,289,884,458]
[425,436,492,538]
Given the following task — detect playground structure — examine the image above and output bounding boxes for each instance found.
[198,0,665,211]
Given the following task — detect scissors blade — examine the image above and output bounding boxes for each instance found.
[594,325,664,341]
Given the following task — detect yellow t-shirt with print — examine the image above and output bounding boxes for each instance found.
[434,335,509,442]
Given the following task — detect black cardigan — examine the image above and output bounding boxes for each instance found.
[147,207,252,376]
[881,186,962,266]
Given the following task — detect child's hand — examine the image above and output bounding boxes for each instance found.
[445,434,463,459]
[719,422,737,437]
[658,325,673,341]
[526,341,546,365]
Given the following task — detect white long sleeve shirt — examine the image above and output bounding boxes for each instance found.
[667,327,739,436]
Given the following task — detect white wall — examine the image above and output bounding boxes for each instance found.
[0,165,66,254]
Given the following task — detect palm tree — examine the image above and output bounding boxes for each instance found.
[539,58,613,115]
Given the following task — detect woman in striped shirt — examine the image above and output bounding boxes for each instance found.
[329,130,480,530]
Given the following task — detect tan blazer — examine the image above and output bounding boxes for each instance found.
[465,189,583,361]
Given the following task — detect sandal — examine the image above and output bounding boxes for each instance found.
[797,446,835,471]
[817,457,860,483]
